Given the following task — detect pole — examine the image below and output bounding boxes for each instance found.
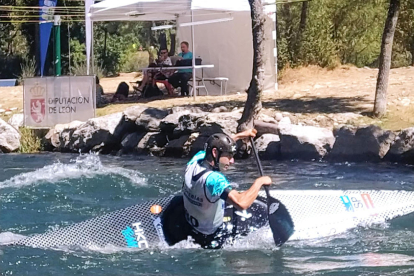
[273,4,278,90]
[191,10,196,100]
[54,15,61,76]
[91,21,95,75]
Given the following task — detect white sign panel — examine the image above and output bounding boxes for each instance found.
[24,76,96,128]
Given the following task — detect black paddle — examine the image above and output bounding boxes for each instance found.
[249,136,294,246]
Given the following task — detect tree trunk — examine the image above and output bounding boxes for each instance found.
[373,0,400,118]
[411,36,414,66]
[299,1,308,34]
[296,1,308,57]
[238,0,266,133]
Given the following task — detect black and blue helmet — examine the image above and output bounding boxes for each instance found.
[204,133,236,170]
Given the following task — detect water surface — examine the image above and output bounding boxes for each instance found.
[1,153,414,275]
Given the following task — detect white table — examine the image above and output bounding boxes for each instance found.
[139,64,214,96]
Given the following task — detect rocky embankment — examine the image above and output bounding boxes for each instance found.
[1,105,414,164]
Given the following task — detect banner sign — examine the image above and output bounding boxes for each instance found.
[39,0,57,76]
[23,76,96,128]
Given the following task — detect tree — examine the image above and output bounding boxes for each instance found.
[237,0,266,134]
[373,0,401,118]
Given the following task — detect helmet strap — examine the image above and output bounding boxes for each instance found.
[212,148,221,171]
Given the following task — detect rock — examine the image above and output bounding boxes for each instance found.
[43,120,84,150]
[275,112,283,122]
[136,132,168,156]
[69,112,123,153]
[123,105,148,122]
[384,127,414,164]
[258,113,277,124]
[279,117,291,125]
[160,111,196,133]
[124,106,169,132]
[5,111,12,115]
[135,107,169,132]
[211,106,228,113]
[164,134,191,157]
[183,133,199,156]
[279,124,335,160]
[7,113,23,129]
[0,109,5,113]
[203,111,240,135]
[0,118,21,152]
[255,134,280,159]
[171,106,204,114]
[174,113,207,135]
[120,132,146,154]
[329,125,396,162]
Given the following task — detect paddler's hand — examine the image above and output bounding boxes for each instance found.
[255,176,272,186]
[232,128,257,141]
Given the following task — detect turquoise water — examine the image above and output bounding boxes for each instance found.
[1,153,414,275]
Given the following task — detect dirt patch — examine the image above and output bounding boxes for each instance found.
[1,66,413,131]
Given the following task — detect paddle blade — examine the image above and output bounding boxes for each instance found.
[267,197,294,246]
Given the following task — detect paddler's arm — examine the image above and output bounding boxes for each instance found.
[226,176,272,210]
[231,129,257,142]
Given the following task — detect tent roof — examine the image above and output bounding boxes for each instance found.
[89,0,252,22]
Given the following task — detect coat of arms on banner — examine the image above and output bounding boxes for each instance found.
[30,83,46,123]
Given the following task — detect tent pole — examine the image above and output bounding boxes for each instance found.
[191,10,196,100]
[273,4,278,90]
[91,21,95,75]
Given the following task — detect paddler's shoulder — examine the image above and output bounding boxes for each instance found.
[187,150,206,165]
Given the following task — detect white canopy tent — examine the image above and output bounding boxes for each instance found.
[86,0,277,96]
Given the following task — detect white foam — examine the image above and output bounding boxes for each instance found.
[0,232,26,245]
[0,153,147,190]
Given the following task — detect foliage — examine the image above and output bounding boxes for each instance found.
[0,0,413,78]
[71,61,105,80]
[276,0,413,70]
[19,55,36,82]
[18,127,42,153]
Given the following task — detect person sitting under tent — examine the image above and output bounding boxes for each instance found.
[163,130,273,249]
[168,41,193,97]
[96,76,108,108]
[136,48,173,92]
[111,82,129,102]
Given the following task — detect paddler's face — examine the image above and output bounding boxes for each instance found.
[218,152,235,171]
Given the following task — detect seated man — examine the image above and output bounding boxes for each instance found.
[95,76,108,108]
[168,41,193,97]
[137,48,172,92]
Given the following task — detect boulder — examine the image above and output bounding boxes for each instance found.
[69,112,123,153]
[275,112,283,122]
[7,113,23,129]
[43,120,84,151]
[120,131,147,154]
[123,105,148,122]
[255,134,281,159]
[211,106,228,113]
[134,107,169,132]
[279,124,335,160]
[159,111,198,133]
[164,134,191,157]
[171,106,204,114]
[329,125,396,162]
[384,127,414,164]
[0,118,21,152]
[136,132,168,156]
[173,113,207,136]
